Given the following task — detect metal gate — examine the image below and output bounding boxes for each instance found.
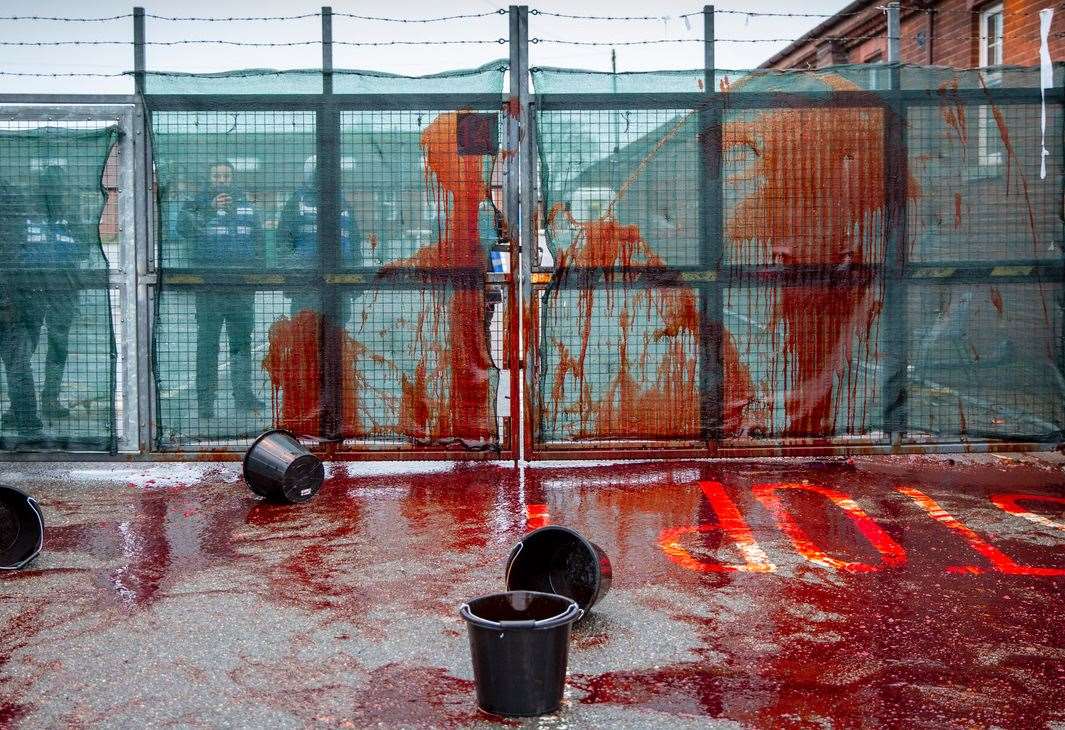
[0,6,1062,461]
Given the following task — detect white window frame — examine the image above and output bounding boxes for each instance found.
[978,3,1005,167]
[978,4,1004,68]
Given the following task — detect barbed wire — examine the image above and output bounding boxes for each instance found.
[145,13,321,22]
[0,6,1045,25]
[531,35,883,46]
[0,39,508,47]
[530,10,669,20]
[334,10,506,22]
[0,14,132,22]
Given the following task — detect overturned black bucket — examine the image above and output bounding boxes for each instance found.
[0,485,44,570]
[460,590,582,717]
[505,525,612,615]
[242,429,324,503]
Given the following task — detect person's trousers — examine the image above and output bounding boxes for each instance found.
[0,313,38,427]
[195,289,256,413]
[36,289,76,404]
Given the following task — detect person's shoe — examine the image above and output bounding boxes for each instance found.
[41,399,70,419]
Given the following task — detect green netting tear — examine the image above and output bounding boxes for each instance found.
[0,124,119,451]
[148,65,506,450]
[534,63,1064,445]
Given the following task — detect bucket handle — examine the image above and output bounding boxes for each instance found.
[504,540,522,588]
[460,600,582,630]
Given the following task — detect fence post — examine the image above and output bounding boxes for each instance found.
[132,6,154,451]
[882,0,908,449]
[318,6,343,441]
[698,5,724,450]
[509,5,532,462]
[133,7,145,94]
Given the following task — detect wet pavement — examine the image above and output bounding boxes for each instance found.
[0,454,1063,728]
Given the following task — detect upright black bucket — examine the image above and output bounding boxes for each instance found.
[505,525,612,614]
[0,485,44,570]
[460,591,582,717]
[242,429,324,503]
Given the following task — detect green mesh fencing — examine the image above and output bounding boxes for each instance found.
[0,125,119,451]
[149,63,507,450]
[533,63,1065,446]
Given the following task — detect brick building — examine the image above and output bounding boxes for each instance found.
[760,0,1063,70]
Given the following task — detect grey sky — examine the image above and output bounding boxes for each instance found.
[0,0,853,93]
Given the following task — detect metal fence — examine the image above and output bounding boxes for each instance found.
[0,6,1062,461]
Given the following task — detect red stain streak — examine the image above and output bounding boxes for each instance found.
[953,191,962,228]
[938,78,969,145]
[752,482,907,572]
[990,492,1065,533]
[725,76,919,436]
[570,663,724,716]
[381,112,495,444]
[108,497,170,607]
[990,286,1004,316]
[658,481,775,572]
[262,310,364,437]
[897,485,1065,576]
[548,216,756,439]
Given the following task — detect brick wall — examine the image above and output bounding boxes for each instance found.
[765,0,1064,70]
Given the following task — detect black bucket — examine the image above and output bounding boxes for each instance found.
[460,590,582,717]
[0,485,44,570]
[505,525,612,614]
[242,429,324,503]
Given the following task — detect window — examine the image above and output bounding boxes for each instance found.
[864,51,884,89]
[978,4,1004,166]
[979,4,1004,67]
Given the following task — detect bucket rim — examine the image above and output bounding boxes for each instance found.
[505,524,603,596]
[459,590,582,630]
[242,428,302,483]
[0,484,44,571]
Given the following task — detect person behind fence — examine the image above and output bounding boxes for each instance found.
[276,155,362,319]
[23,165,90,420]
[179,160,266,420]
[0,181,42,437]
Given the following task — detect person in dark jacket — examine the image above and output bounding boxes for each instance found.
[178,160,266,420]
[0,181,42,437]
[23,166,89,420]
[276,155,362,320]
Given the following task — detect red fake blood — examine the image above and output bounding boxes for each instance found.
[108,496,170,607]
[990,492,1065,532]
[938,78,968,145]
[658,481,775,572]
[954,192,962,228]
[990,286,1004,316]
[725,75,919,436]
[380,112,495,444]
[570,663,725,716]
[262,309,364,437]
[547,213,756,439]
[753,482,907,572]
[897,485,1065,576]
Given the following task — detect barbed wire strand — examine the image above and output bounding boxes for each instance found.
[0,39,509,47]
[334,10,506,22]
[531,35,883,46]
[0,6,1044,24]
[0,14,132,22]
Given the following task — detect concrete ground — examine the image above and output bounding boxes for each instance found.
[0,454,1063,728]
